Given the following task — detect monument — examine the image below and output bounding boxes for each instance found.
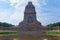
[17,2,46,40]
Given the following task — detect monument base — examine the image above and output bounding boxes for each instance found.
[18,31,47,40]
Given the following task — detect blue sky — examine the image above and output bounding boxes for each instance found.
[0,0,60,25]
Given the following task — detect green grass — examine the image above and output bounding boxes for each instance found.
[0,30,17,36]
[0,30,60,37]
[0,32,16,34]
[47,30,60,36]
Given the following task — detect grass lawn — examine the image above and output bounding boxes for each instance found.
[47,30,60,36]
[0,30,60,37]
[0,30,17,36]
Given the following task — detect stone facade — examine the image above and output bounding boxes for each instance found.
[17,2,47,40]
[18,1,44,31]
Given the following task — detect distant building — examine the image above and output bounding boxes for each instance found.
[0,26,17,30]
[46,26,60,30]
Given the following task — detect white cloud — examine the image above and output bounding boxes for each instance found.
[0,10,11,23]
[8,0,47,9]
[0,0,7,1]
[8,0,40,20]
[8,0,47,25]
[42,0,47,5]
[37,13,52,24]
[0,0,59,25]
[0,0,48,25]
[0,9,23,25]
[9,9,24,25]
[10,11,23,21]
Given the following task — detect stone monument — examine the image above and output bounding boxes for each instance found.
[17,2,46,40]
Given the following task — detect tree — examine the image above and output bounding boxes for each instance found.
[0,22,14,27]
[46,22,60,30]
[47,22,60,27]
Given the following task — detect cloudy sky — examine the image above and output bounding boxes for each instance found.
[0,0,60,25]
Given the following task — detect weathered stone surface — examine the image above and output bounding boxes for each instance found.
[17,1,46,40]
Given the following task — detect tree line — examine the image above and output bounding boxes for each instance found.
[0,22,14,27]
[47,22,60,27]
[0,22,60,27]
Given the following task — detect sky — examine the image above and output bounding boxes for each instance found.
[0,0,60,25]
